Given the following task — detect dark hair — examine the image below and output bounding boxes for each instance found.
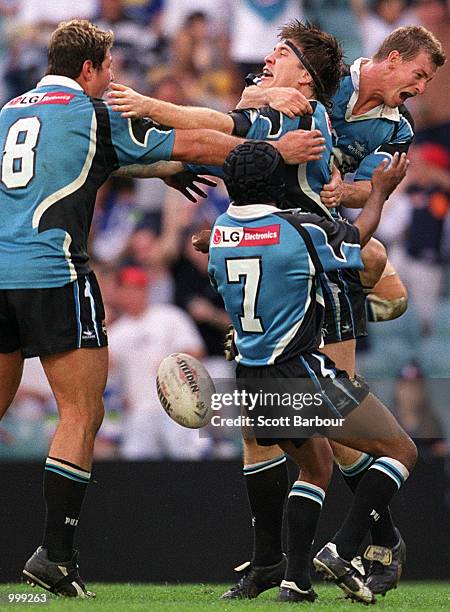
[47,19,114,79]
[223,141,286,206]
[373,25,446,67]
[279,20,344,108]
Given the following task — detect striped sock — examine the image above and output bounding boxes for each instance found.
[339,454,398,548]
[42,456,91,561]
[285,481,325,589]
[244,455,288,566]
[333,457,409,561]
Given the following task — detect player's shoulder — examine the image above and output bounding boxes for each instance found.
[398,104,415,135]
[276,209,332,230]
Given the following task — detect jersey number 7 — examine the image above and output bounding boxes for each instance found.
[226,257,264,334]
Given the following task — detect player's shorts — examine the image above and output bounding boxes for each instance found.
[320,268,367,344]
[236,351,369,447]
[0,271,108,358]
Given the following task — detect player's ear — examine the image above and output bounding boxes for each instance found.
[387,50,401,66]
[80,59,95,81]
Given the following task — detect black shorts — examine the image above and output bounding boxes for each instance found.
[236,351,369,447]
[320,268,367,344]
[0,272,108,358]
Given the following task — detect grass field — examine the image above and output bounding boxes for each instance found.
[1,583,449,611]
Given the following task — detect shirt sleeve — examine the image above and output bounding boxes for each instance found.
[355,111,415,181]
[297,215,363,273]
[107,108,176,167]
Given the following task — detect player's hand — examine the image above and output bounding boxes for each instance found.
[371,153,409,198]
[163,172,216,203]
[275,129,325,164]
[107,83,150,118]
[320,164,343,208]
[266,88,312,117]
[192,229,211,253]
[237,86,312,117]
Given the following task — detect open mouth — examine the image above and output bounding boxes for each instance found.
[400,91,414,102]
[261,68,273,80]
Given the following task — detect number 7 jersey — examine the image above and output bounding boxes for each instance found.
[0,76,175,288]
[208,204,363,366]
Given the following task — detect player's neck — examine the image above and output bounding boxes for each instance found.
[352,60,387,116]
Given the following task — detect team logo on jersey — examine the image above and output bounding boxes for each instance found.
[5,92,75,107]
[211,224,280,247]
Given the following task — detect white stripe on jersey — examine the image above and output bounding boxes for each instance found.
[63,233,77,282]
[297,117,332,218]
[32,111,97,229]
[267,251,315,365]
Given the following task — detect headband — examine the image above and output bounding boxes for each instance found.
[283,39,325,95]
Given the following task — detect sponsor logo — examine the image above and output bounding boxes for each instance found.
[65,516,79,526]
[211,224,280,248]
[81,328,96,340]
[6,92,75,107]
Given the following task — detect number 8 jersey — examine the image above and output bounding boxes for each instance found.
[208,203,363,366]
[0,76,175,288]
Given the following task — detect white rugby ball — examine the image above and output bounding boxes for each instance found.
[156,353,215,428]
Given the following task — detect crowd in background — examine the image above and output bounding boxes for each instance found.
[0,0,448,461]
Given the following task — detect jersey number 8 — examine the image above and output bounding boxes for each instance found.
[1,117,41,189]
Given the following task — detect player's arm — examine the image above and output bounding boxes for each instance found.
[237,85,313,118]
[353,153,409,245]
[108,82,234,133]
[342,110,415,208]
[171,127,325,166]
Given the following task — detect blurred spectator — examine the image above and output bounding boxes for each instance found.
[230,0,304,79]
[108,266,210,459]
[410,0,450,146]
[350,0,416,58]
[169,11,239,108]
[91,176,143,264]
[306,0,362,63]
[15,0,97,27]
[161,0,228,39]
[393,361,448,458]
[95,0,167,87]
[391,143,450,335]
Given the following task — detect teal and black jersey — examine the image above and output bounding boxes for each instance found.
[186,101,334,218]
[331,59,415,181]
[0,75,175,289]
[208,204,362,366]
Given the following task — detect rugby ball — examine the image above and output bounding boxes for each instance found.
[156,353,215,428]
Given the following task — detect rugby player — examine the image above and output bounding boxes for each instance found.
[208,140,414,603]
[0,19,322,598]
[108,22,445,596]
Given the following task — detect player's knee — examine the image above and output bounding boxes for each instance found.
[300,446,334,490]
[360,238,387,290]
[372,436,417,473]
[60,401,104,434]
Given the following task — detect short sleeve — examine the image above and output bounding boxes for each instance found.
[108,108,175,167]
[355,112,415,181]
[300,216,363,273]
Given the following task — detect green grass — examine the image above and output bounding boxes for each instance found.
[1,583,449,611]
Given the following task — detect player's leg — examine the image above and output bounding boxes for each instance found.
[0,351,24,419]
[323,335,402,590]
[367,258,408,322]
[359,237,388,293]
[277,436,333,602]
[314,392,417,602]
[221,438,288,600]
[21,273,107,598]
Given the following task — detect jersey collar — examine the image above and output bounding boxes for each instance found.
[346,58,400,123]
[36,75,84,91]
[227,203,279,219]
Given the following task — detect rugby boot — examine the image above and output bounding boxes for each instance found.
[278,580,318,602]
[220,555,286,599]
[313,542,375,604]
[23,547,95,598]
[364,529,406,595]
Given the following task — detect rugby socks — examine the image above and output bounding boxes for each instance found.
[333,457,409,561]
[285,481,325,590]
[244,455,288,566]
[339,453,398,548]
[42,456,91,562]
